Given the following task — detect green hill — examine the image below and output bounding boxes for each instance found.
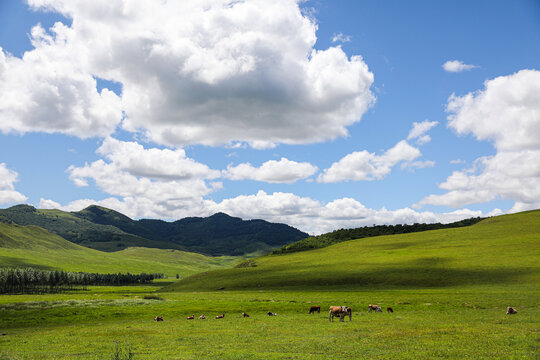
[0,205,308,255]
[0,222,239,276]
[0,205,184,252]
[164,210,540,291]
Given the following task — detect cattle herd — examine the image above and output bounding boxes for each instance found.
[153,304,518,322]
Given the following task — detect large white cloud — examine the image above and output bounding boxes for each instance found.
[4,0,375,148]
[418,70,540,210]
[0,24,122,138]
[66,138,221,218]
[224,157,318,183]
[0,163,28,205]
[447,69,540,151]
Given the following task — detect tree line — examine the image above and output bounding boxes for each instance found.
[0,268,164,294]
[272,217,484,255]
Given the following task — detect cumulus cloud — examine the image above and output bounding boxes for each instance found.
[318,120,439,183]
[225,157,318,183]
[95,137,220,181]
[418,70,540,209]
[0,163,28,205]
[66,138,220,218]
[318,140,421,183]
[442,60,478,72]
[3,0,375,148]
[43,189,485,235]
[447,69,540,151]
[0,25,122,138]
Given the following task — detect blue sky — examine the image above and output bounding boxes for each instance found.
[0,0,539,234]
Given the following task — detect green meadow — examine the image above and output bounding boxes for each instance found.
[0,222,239,276]
[0,211,538,359]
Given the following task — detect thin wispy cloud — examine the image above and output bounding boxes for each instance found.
[332,32,352,43]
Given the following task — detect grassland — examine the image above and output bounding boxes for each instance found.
[0,222,239,276]
[0,210,538,359]
[0,285,537,359]
[167,210,540,291]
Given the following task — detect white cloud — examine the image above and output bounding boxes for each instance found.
[6,0,374,148]
[225,157,318,183]
[318,140,421,183]
[407,120,438,145]
[0,163,28,205]
[319,120,439,183]
[450,159,465,165]
[418,70,540,209]
[210,191,485,234]
[447,69,540,151]
[96,137,220,181]
[66,138,221,219]
[442,60,478,72]
[331,32,351,43]
[0,25,122,138]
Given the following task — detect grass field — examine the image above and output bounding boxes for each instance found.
[0,284,537,359]
[167,210,540,291]
[0,222,239,276]
[0,210,538,359]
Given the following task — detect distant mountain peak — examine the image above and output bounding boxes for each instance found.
[7,204,36,212]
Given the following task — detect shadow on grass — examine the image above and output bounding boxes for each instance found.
[0,256,56,270]
[170,257,536,290]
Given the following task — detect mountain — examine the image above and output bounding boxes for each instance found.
[0,221,239,275]
[0,205,186,252]
[0,205,309,255]
[164,210,540,291]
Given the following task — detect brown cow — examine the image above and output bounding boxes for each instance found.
[215,314,225,319]
[329,306,352,322]
[387,307,394,313]
[309,306,321,314]
[154,316,164,321]
[242,312,250,317]
[199,315,206,319]
[186,315,195,320]
[368,304,382,313]
[506,307,517,314]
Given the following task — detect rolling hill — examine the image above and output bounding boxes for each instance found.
[0,221,239,276]
[0,204,309,255]
[164,210,540,291]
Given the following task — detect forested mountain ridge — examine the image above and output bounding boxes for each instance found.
[0,204,309,255]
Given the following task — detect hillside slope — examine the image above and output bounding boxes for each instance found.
[0,222,239,276]
[164,210,540,291]
[0,205,308,255]
[74,206,309,255]
[0,205,183,252]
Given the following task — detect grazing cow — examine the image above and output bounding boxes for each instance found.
[368,304,382,313]
[309,306,321,314]
[186,315,195,320]
[329,306,352,322]
[199,315,206,319]
[215,314,225,319]
[506,307,517,315]
[387,307,394,313]
[267,312,277,316]
[154,316,164,321]
[242,312,250,317]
